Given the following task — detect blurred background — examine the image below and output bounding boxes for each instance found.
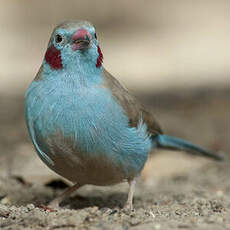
[1,0,230,94]
[0,0,230,185]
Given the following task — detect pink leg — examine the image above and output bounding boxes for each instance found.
[124,178,136,210]
[48,183,82,209]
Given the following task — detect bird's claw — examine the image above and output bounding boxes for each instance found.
[40,203,58,212]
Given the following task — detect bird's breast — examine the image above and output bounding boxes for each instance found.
[25,79,151,185]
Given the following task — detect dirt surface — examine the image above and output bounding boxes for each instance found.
[0,88,230,230]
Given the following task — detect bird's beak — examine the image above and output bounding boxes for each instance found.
[71,29,92,51]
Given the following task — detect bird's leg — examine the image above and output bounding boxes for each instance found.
[124,178,136,210]
[47,183,82,209]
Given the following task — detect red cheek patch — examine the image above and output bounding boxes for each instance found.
[96,45,103,68]
[45,45,63,70]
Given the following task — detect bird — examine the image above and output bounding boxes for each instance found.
[25,20,223,210]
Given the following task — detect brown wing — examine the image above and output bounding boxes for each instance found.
[102,68,163,136]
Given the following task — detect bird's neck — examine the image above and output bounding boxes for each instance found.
[42,59,103,87]
[42,44,104,86]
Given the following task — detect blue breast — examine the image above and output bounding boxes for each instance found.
[25,69,151,180]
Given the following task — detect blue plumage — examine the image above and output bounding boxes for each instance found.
[25,20,222,210]
[25,71,151,184]
[151,134,223,161]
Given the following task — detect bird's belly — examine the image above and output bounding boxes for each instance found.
[47,145,127,185]
[36,124,146,185]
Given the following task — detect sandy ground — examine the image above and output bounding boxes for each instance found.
[0,88,230,229]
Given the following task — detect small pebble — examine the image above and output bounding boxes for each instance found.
[216,190,224,197]
[155,223,162,230]
[0,204,10,217]
[27,203,35,211]
[0,197,11,205]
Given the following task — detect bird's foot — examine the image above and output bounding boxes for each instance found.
[40,203,58,212]
[40,197,62,211]
[122,202,135,214]
[123,202,133,211]
[40,183,82,211]
[48,199,61,209]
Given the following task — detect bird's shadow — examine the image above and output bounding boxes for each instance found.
[62,192,127,210]
[5,177,130,210]
[44,179,129,210]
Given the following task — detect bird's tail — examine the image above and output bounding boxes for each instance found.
[151,134,224,161]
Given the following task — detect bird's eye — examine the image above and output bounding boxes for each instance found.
[55,34,63,44]
[95,33,97,39]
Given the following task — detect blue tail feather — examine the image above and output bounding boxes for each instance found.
[152,134,223,161]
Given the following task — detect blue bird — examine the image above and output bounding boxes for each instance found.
[25,20,223,210]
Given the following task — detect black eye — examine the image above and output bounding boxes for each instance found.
[55,34,63,44]
[95,33,97,39]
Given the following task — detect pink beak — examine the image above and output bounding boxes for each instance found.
[72,29,91,51]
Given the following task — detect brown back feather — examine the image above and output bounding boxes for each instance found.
[102,68,163,136]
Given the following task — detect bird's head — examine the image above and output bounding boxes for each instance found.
[43,20,103,72]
